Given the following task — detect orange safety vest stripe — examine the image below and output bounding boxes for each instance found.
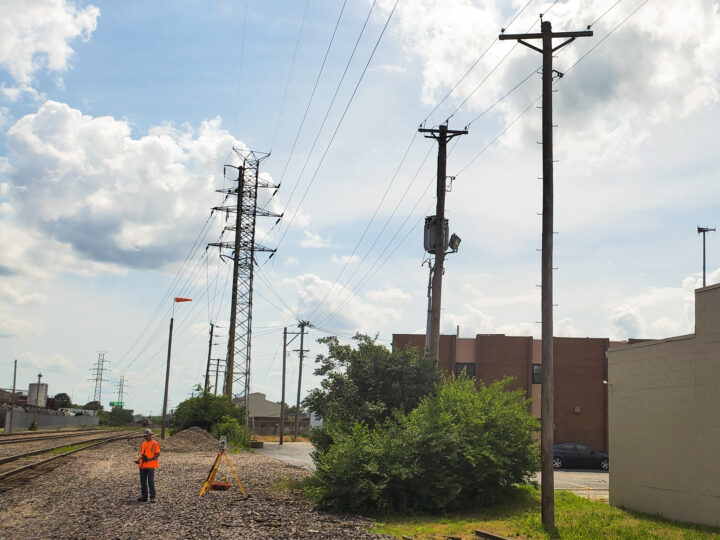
[138,440,160,469]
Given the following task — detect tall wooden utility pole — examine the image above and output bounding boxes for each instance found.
[161,317,174,441]
[499,20,592,530]
[293,321,309,439]
[279,327,288,445]
[418,124,466,364]
[8,359,17,433]
[204,323,215,392]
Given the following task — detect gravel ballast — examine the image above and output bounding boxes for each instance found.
[0,428,391,539]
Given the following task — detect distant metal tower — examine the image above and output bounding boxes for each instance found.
[209,148,281,413]
[89,352,109,406]
[115,374,126,406]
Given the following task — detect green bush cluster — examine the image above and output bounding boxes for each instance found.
[170,387,250,449]
[211,415,251,448]
[307,376,540,512]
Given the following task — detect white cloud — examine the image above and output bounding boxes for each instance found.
[0,0,99,86]
[365,285,411,304]
[19,351,76,372]
[555,317,584,338]
[442,304,496,336]
[610,304,643,339]
[283,273,402,331]
[331,254,360,265]
[300,230,331,248]
[3,100,243,269]
[283,256,300,266]
[379,0,720,163]
[495,321,536,337]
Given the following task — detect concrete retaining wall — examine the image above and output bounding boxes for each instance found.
[4,407,99,432]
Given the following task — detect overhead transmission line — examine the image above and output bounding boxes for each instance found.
[272,0,348,192]
[269,0,311,152]
[269,0,398,254]
[115,212,217,372]
[305,0,548,325]
[456,0,645,176]
[232,0,248,136]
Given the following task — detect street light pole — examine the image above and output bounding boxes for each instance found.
[698,226,715,287]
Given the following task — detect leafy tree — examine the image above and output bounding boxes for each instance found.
[82,401,103,411]
[211,415,251,448]
[304,335,438,456]
[305,335,438,426]
[307,376,540,512]
[170,386,245,434]
[53,393,72,409]
[99,406,135,426]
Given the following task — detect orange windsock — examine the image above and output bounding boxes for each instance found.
[174,297,192,303]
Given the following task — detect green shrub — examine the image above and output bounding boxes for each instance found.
[308,376,540,513]
[170,386,245,434]
[28,420,38,431]
[211,415,251,449]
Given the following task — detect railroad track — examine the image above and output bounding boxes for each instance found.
[0,429,123,446]
[0,431,142,489]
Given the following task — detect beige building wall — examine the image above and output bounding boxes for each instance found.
[246,392,281,418]
[608,284,720,527]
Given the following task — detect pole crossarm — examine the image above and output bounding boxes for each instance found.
[499,30,592,40]
[419,127,468,140]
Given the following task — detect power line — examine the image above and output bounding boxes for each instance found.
[270,0,398,254]
[269,0,311,152]
[272,0,348,191]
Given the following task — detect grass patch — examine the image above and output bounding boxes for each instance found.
[49,442,93,455]
[372,486,720,539]
[270,476,307,492]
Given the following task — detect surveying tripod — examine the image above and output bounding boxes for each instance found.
[199,436,246,497]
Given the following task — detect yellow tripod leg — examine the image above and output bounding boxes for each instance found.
[223,451,246,497]
[199,452,222,496]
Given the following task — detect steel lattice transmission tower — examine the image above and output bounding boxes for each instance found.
[209,148,281,412]
[89,352,109,406]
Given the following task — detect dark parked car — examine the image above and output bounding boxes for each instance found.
[553,443,609,471]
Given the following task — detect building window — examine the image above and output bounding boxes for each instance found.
[532,364,542,384]
[455,362,476,378]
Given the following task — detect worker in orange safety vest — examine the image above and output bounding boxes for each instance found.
[135,428,160,502]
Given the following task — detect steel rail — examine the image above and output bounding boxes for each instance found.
[0,429,122,446]
[0,432,143,481]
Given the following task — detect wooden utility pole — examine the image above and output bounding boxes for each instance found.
[418,124,467,364]
[499,20,592,530]
[279,327,287,445]
[8,359,17,433]
[161,316,174,441]
[293,321,309,439]
[204,323,215,392]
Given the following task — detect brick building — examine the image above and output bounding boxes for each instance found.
[392,333,628,453]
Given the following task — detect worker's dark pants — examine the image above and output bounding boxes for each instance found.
[140,468,156,499]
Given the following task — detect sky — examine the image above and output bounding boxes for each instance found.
[2,0,720,415]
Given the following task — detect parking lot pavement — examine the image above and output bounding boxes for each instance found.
[534,470,609,501]
[253,441,315,470]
